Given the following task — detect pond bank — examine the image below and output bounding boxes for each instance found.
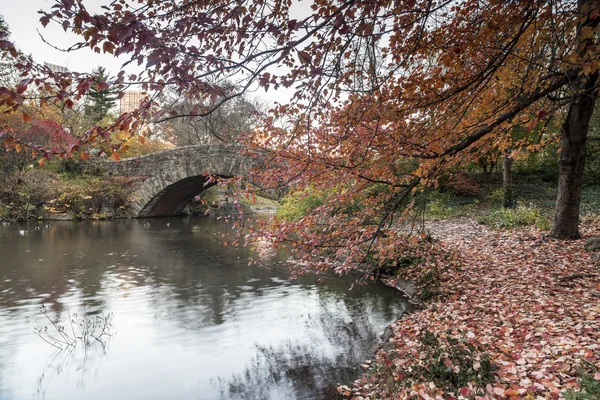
[343,218,600,399]
[0,168,278,222]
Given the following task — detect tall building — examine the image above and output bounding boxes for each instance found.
[43,62,69,74]
[120,90,142,114]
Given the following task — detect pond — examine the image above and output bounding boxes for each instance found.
[0,217,407,400]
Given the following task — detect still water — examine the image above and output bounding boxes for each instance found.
[0,217,406,400]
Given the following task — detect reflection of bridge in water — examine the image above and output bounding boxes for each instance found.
[102,145,252,217]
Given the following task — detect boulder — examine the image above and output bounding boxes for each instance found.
[584,238,600,252]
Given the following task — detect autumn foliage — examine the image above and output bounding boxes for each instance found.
[346,220,600,399]
[0,1,599,397]
[0,1,598,268]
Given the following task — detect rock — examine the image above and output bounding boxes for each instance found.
[100,206,113,215]
[98,207,114,219]
[584,238,600,252]
[394,280,417,298]
[45,212,75,221]
[381,325,394,342]
[209,202,252,216]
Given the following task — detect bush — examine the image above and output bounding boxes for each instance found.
[424,190,480,220]
[443,171,480,196]
[489,188,504,204]
[366,329,497,397]
[584,140,600,185]
[0,170,59,220]
[478,203,550,230]
[46,176,131,217]
[514,143,560,182]
[277,188,327,221]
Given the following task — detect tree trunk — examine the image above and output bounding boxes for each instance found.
[550,0,599,238]
[550,80,598,238]
[502,150,514,208]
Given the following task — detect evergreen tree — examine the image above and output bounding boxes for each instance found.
[84,67,117,124]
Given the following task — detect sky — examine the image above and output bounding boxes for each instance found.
[2,0,127,75]
[0,0,303,106]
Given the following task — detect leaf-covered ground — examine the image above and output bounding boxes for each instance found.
[344,218,600,399]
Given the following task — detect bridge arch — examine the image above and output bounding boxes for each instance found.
[102,145,251,217]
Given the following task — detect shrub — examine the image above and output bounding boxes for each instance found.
[489,188,504,204]
[46,176,131,217]
[424,190,480,220]
[478,203,550,230]
[365,329,497,397]
[444,171,480,196]
[0,170,59,220]
[277,188,327,221]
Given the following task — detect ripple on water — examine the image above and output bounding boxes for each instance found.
[0,218,406,400]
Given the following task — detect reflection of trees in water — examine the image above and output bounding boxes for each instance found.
[0,333,17,398]
[35,339,112,399]
[217,304,383,400]
[0,218,407,400]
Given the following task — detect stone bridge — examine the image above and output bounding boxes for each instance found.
[101,145,252,217]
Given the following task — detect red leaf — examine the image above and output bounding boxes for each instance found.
[298,50,311,65]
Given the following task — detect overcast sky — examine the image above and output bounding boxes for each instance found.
[2,0,127,74]
[1,0,301,105]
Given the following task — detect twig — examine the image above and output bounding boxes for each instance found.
[556,273,597,282]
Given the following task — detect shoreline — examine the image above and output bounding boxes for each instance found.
[342,218,600,399]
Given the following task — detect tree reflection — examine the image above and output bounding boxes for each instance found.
[35,336,112,398]
[216,302,383,400]
[0,218,407,400]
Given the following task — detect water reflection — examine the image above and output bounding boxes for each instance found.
[0,217,406,400]
[219,301,379,400]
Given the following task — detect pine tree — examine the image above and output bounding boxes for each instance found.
[84,67,117,124]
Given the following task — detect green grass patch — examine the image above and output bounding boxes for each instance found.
[563,361,600,400]
[477,202,550,230]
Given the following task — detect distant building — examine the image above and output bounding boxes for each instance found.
[44,62,69,73]
[120,90,142,114]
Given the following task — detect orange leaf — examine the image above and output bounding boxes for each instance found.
[580,26,594,40]
[112,151,120,162]
[38,158,45,167]
[80,152,89,160]
[22,113,31,123]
